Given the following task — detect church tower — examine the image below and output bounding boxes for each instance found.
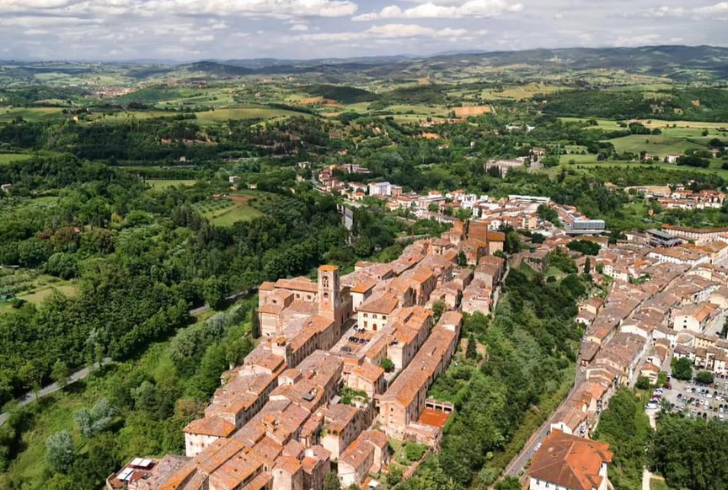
[318,265,341,321]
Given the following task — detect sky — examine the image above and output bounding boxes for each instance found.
[1,0,728,61]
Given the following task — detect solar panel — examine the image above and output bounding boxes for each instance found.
[118,468,133,481]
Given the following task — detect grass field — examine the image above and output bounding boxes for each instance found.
[0,107,65,123]
[0,153,32,164]
[559,156,728,181]
[606,134,709,157]
[146,179,197,189]
[193,195,264,226]
[481,83,567,100]
[0,271,77,313]
[194,107,306,122]
[650,478,673,490]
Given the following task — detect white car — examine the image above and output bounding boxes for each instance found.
[533,442,542,453]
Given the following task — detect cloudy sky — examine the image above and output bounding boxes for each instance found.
[1,0,728,61]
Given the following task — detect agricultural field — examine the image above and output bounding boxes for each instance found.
[192,194,264,226]
[480,83,567,100]
[0,107,65,123]
[0,269,77,312]
[194,106,307,122]
[0,153,32,164]
[146,179,197,189]
[606,134,710,157]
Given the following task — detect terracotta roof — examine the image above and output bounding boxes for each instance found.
[183,417,236,438]
[529,430,613,490]
[358,292,399,315]
[351,279,377,294]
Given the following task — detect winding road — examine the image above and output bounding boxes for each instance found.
[0,357,112,426]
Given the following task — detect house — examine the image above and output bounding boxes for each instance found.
[528,430,613,490]
[378,313,462,442]
[357,293,399,332]
[337,430,389,487]
[229,176,241,184]
[665,154,681,164]
[368,182,393,197]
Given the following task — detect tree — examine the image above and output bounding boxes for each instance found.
[323,472,341,490]
[386,466,403,487]
[695,371,714,385]
[466,334,477,360]
[584,257,591,275]
[380,358,395,373]
[74,399,115,438]
[51,361,71,390]
[203,277,227,311]
[432,300,446,323]
[635,376,651,390]
[46,431,74,474]
[19,360,44,396]
[671,357,693,381]
[495,477,523,490]
[457,251,468,267]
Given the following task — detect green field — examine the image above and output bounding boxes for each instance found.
[606,134,709,157]
[0,107,65,123]
[0,153,32,164]
[559,156,728,181]
[194,107,306,122]
[193,196,264,226]
[146,179,197,189]
[0,271,77,313]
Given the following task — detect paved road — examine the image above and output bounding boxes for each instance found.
[503,379,580,479]
[0,288,255,426]
[0,357,112,426]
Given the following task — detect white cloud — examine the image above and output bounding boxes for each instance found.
[614,33,661,47]
[295,23,468,42]
[210,21,228,30]
[0,0,359,18]
[353,0,522,21]
[695,2,728,14]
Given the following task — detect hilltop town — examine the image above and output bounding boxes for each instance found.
[97,175,728,490]
[105,220,506,490]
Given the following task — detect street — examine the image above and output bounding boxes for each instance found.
[0,357,112,426]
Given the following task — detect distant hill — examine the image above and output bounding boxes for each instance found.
[170,46,728,82]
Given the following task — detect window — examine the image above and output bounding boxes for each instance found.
[324,292,329,299]
[373,314,378,319]
[363,313,368,318]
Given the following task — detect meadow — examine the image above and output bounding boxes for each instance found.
[0,107,65,123]
[192,194,264,226]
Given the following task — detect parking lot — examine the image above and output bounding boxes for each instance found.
[656,375,728,421]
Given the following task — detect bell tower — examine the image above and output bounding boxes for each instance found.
[318,265,340,321]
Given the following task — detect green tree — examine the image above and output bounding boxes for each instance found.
[671,358,693,381]
[695,371,714,385]
[51,360,71,390]
[635,376,651,390]
[466,333,477,360]
[46,431,74,474]
[380,358,395,373]
[584,257,591,274]
[203,277,227,311]
[432,300,445,323]
[495,477,523,490]
[19,360,44,396]
[324,472,341,490]
[457,251,468,267]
